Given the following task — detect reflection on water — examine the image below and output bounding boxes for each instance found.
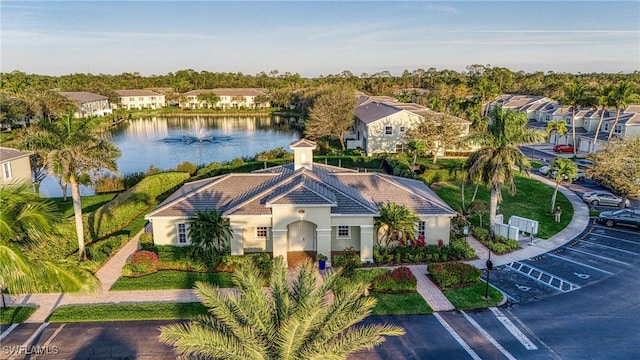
[39,115,301,197]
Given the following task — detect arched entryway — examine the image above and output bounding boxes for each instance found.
[287,220,317,267]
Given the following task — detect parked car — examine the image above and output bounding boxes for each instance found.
[582,191,631,207]
[539,165,552,175]
[548,169,587,181]
[598,209,640,229]
[553,144,574,153]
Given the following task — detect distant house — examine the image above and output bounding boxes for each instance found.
[145,139,455,266]
[346,95,471,156]
[60,91,112,118]
[181,88,270,110]
[0,147,32,185]
[114,90,166,110]
[486,94,640,153]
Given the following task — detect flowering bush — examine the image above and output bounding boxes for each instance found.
[123,250,160,276]
[372,266,417,293]
[427,262,481,288]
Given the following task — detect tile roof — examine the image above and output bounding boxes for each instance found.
[0,147,31,162]
[59,91,107,103]
[355,101,402,124]
[115,90,162,97]
[289,139,317,148]
[182,88,268,97]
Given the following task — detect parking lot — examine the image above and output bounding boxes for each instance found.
[487,224,639,304]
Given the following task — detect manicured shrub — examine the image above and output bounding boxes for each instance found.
[94,174,125,193]
[428,262,481,288]
[472,226,489,241]
[333,247,362,276]
[372,266,417,293]
[216,254,273,279]
[175,161,198,175]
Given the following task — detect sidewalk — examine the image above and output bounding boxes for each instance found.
[465,174,590,269]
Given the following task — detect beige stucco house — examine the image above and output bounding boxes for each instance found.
[145,139,455,266]
[180,88,270,110]
[114,90,165,110]
[0,147,32,185]
[59,91,112,118]
[347,95,471,156]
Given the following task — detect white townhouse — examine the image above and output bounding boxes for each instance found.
[346,95,471,156]
[486,94,640,153]
[145,139,456,267]
[114,90,165,110]
[59,91,112,118]
[180,88,270,110]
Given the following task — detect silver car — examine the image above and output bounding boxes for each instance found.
[582,191,631,207]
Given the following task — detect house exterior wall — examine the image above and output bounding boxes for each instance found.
[78,99,112,117]
[364,111,422,156]
[150,217,191,247]
[182,92,270,110]
[1,155,31,184]
[119,95,165,110]
[625,125,640,137]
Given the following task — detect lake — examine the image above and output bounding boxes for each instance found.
[39,115,302,197]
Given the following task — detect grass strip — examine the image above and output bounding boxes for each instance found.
[370,292,433,315]
[110,270,234,290]
[443,281,504,310]
[0,306,38,324]
[46,302,208,322]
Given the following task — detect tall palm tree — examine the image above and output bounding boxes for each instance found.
[19,113,121,260]
[548,158,578,212]
[374,202,419,248]
[405,139,428,171]
[608,82,640,140]
[188,209,233,263]
[561,82,589,156]
[159,258,404,359]
[0,182,99,307]
[546,120,568,146]
[592,84,615,152]
[465,107,545,236]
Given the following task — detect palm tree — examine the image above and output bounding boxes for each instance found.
[608,82,640,140]
[405,139,428,172]
[0,182,99,307]
[188,209,233,263]
[561,82,590,156]
[374,202,419,248]
[465,107,545,236]
[592,84,614,152]
[446,159,468,213]
[159,258,404,359]
[546,120,568,146]
[19,113,121,260]
[549,158,578,212]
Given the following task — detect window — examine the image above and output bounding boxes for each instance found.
[337,225,350,238]
[256,226,268,238]
[129,97,135,101]
[417,221,426,238]
[615,125,623,134]
[395,143,404,153]
[400,126,406,133]
[603,123,609,131]
[385,126,392,135]
[545,115,551,121]
[139,97,144,101]
[2,162,12,179]
[177,223,188,244]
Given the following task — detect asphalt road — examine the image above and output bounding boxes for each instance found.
[3,222,638,360]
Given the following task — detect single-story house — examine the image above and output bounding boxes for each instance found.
[145,139,456,266]
[0,147,32,185]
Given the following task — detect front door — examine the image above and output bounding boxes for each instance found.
[288,220,316,251]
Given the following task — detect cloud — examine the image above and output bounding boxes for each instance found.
[434,5,460,15]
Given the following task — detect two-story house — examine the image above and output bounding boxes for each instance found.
[114,90,166,110]
[0,147,32,185]
[180,88,270,110]
[59,91,112,118]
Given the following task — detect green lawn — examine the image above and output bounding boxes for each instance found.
[46,302,208,322]
[443,282,504,310]
[0,306,37,324]
[433,173,573,239]
[110,270,234,290]
[370,292,433,315]
[53,193,118,218]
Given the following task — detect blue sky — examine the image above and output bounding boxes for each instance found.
[2,1,639,77]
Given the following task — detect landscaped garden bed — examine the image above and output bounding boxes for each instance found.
[427,261,503,309]
[0,306,38,324]
[46,302,208,322]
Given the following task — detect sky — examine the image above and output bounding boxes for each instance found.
[2,1,639,77]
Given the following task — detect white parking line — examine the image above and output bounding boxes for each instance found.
[565,247,631,265]
[546,253,613,275]
[589,232,640,245]
[0,323,19,341]
[433,313,482,360]
[461,311,518,359]
[580,240,640,256]
[9,322,49,360]
[489,307,538,350]
[593,224,640,236]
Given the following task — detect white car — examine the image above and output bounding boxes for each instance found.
[547,169,586,182]
[539,165,552,175]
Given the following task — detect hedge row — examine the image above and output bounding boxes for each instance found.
[428,262,481,288]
